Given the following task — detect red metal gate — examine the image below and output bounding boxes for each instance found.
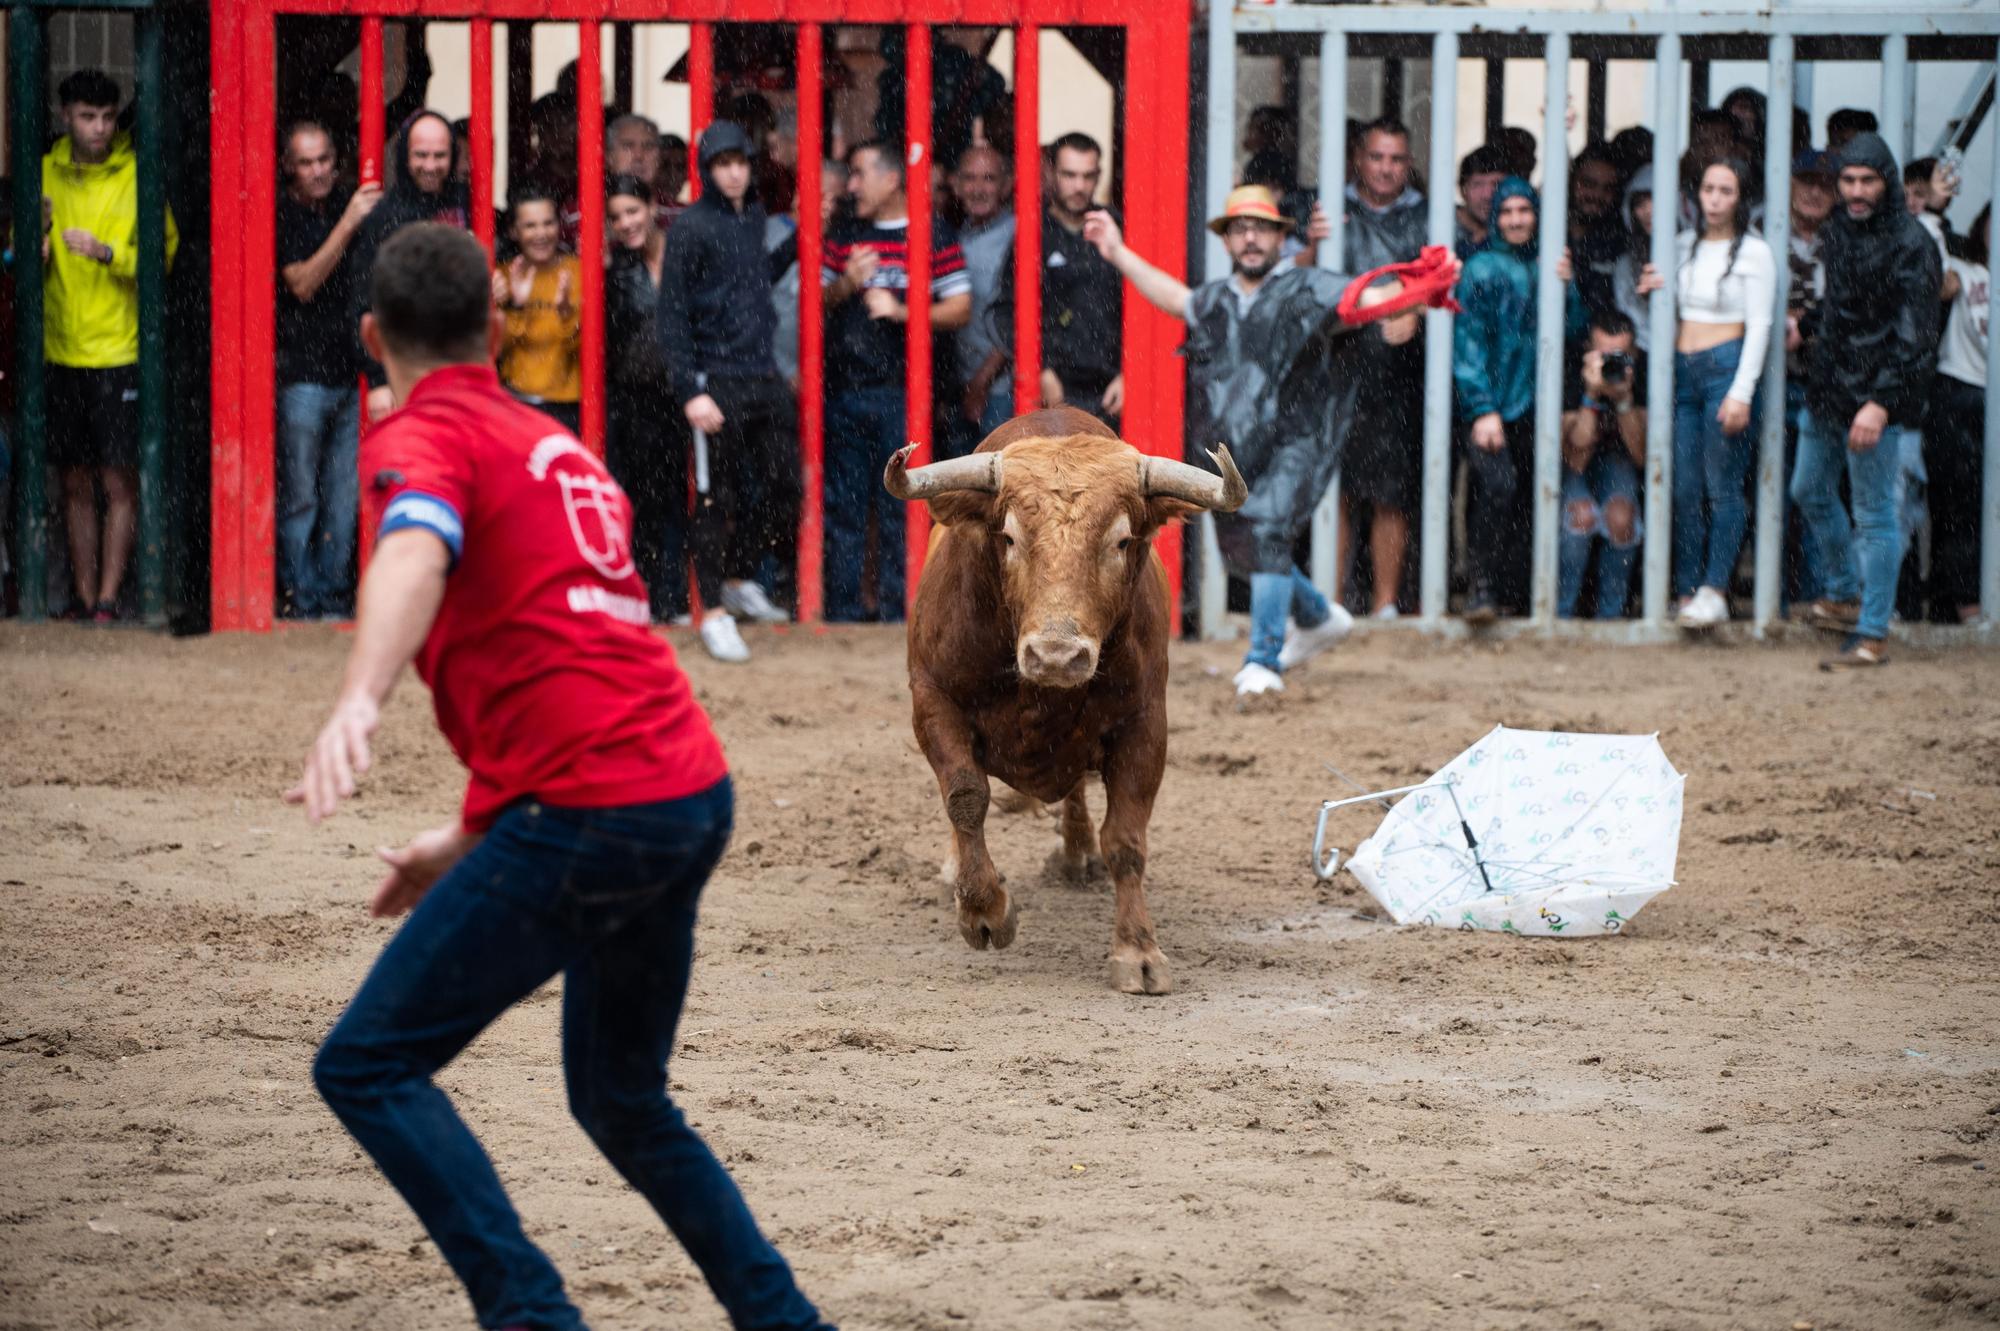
[208,0,1190,631]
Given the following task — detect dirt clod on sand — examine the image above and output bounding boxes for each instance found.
[3,623,1998,1329]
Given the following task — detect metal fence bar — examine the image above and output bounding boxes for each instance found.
[1986,83,2000,624]
[1420,29,1458,625]
[9,6,47,620]
[576,19,605,455]
[136,6,167,624]
[1013,21,1041,416]
[1237,7,2000,37]
[1754,34,1794,635]
[904,22,935,612]
[1530,32,1568,625]
[1309,29,1347,604]
[1643,32,1680,626]
[1200,0,1235,640]
[1880,33,1908,163]
[796,21,825,623]
[469,19,494,254]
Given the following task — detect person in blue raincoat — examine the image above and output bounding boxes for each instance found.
[1453,176,1587,622]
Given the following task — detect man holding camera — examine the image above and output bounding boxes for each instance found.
[1558,310,1647,619]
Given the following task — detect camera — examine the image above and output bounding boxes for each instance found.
[1600,350,1634,385]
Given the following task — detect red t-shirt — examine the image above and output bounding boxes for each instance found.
[360,364,727,831]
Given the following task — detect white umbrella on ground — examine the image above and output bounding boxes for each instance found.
[1312,725,1685,937]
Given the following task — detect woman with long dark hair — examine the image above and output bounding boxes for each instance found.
[1639,157,1775,628]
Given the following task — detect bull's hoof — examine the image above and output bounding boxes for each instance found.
[1044,847,1107,889]
[957,890,1019,951]
[1108,944,1173,995]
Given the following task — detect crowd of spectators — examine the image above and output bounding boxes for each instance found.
[2,47,1986,670]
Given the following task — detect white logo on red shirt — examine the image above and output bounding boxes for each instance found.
[527,433,592,480]
[558,471,637,581]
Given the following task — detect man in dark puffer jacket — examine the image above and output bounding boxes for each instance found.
[657,120,800,654]
[1790,131,1941,669]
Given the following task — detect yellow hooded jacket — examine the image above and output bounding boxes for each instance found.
[41,131,179,368]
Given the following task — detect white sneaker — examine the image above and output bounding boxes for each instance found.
[1372,604,1401,621]
[1234,662,1286,698]
[1676,586,1729,629]
[665,612,693,628]
[1277,603,1355,670]
[698,611,751,663]
[721,580,789,623]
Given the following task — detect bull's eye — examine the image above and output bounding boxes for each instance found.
[1000,532,1015,548]
[1117,537,1133,552]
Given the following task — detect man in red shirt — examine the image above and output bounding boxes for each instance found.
[288,224,831,1331]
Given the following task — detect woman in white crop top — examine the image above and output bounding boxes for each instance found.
[1636,158,1776,628]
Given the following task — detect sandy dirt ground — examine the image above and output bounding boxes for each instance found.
[2,620,1997,1331]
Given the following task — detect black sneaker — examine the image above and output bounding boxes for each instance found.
[1463,582,1499,627]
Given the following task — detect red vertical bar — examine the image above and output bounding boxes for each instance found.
[903,22,933,611]
[687,22,713,201]
[577,20,606,455]
[208,0,245,629]
[796,22,826,623]
[1012,20,1041,415]
[359,18,385,188]
[244,6,278,630]
[1139,12,1187,630]
[469,18,494,254]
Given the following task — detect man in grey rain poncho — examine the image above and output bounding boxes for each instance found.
[1083,185,1459,700]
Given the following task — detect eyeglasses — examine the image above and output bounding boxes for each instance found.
[1224,218,1283,238]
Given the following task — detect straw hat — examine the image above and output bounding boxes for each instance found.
[1207,184,1295,236]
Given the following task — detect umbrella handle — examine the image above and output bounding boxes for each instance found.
[1312,803,1343,880]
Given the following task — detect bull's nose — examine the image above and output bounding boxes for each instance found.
[1019,633,1098,685]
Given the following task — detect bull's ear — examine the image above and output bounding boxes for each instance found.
[928,492,996,527]
[1142,496,1205,533]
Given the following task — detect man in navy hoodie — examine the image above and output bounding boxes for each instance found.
[657,120,799,656]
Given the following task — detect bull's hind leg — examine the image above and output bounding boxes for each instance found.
[1044,783,1107,887]
[1099,725,1171,995]
[913,688,1018,951]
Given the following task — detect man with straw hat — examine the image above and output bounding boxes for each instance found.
[1084,184,1461,701]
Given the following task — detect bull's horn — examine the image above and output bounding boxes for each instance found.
[1140,445,1248,512]
[884,444,1004,500]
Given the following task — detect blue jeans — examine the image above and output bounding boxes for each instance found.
[824,386,907,622]
[277,381,361,617]
[312,780,831,1331]
[1790,408,1906,641]
[1671,340,1759,597]
[1558,451,1642,619]
[1782,383,1833,607]
[1246,566,1331,671]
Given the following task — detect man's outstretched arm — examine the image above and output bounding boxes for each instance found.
[1084,209,1190,320]
[288,528,450,824]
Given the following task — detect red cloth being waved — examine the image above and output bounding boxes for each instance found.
[359,364,727,831]
[1336,244,1464,325]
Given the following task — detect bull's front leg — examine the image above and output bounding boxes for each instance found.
[912,682,1018,951]
[1098,716,1170,995]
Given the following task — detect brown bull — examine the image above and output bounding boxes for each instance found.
[886,407,1246,994]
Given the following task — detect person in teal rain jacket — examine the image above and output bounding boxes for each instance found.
[1453,175,1586,620]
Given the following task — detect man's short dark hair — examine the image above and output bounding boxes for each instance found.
[1050,131,1102,161]
[1574,143,1618,176]
[1826,108,1878,140]
[369,224,492,363]
[58,69,120,110]
[1590,309,1636,341]
[1357,117,1410,147]
[848,139,905,185]
[1459,144,1508,184]
[1904,156,1935,188]
[283,120,332,159]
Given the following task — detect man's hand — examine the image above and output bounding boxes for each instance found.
[1082,209,1123,262]
[1101,373,1125,416]
[1555,246,1573,283]
[1848,401,1888,452]
[843,245,880,287]
[286,694,380,824]
[861,287,901,321]
[1717,397,1751,436]
[685,393,725,433]
[1039,368,1065,408]
[342,182,384,230]
[1785,313,1803,353]
[61,228,109,263]
[1580,348,1608,400]
[1470,412,1506,453]
[554,267,575,321]
[1636,262,1665,296]
[370,822,481,919]
[489,269,509,308]
[1929,158,1961,209]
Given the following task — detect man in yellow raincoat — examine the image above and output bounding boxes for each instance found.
[42,69,178,622]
